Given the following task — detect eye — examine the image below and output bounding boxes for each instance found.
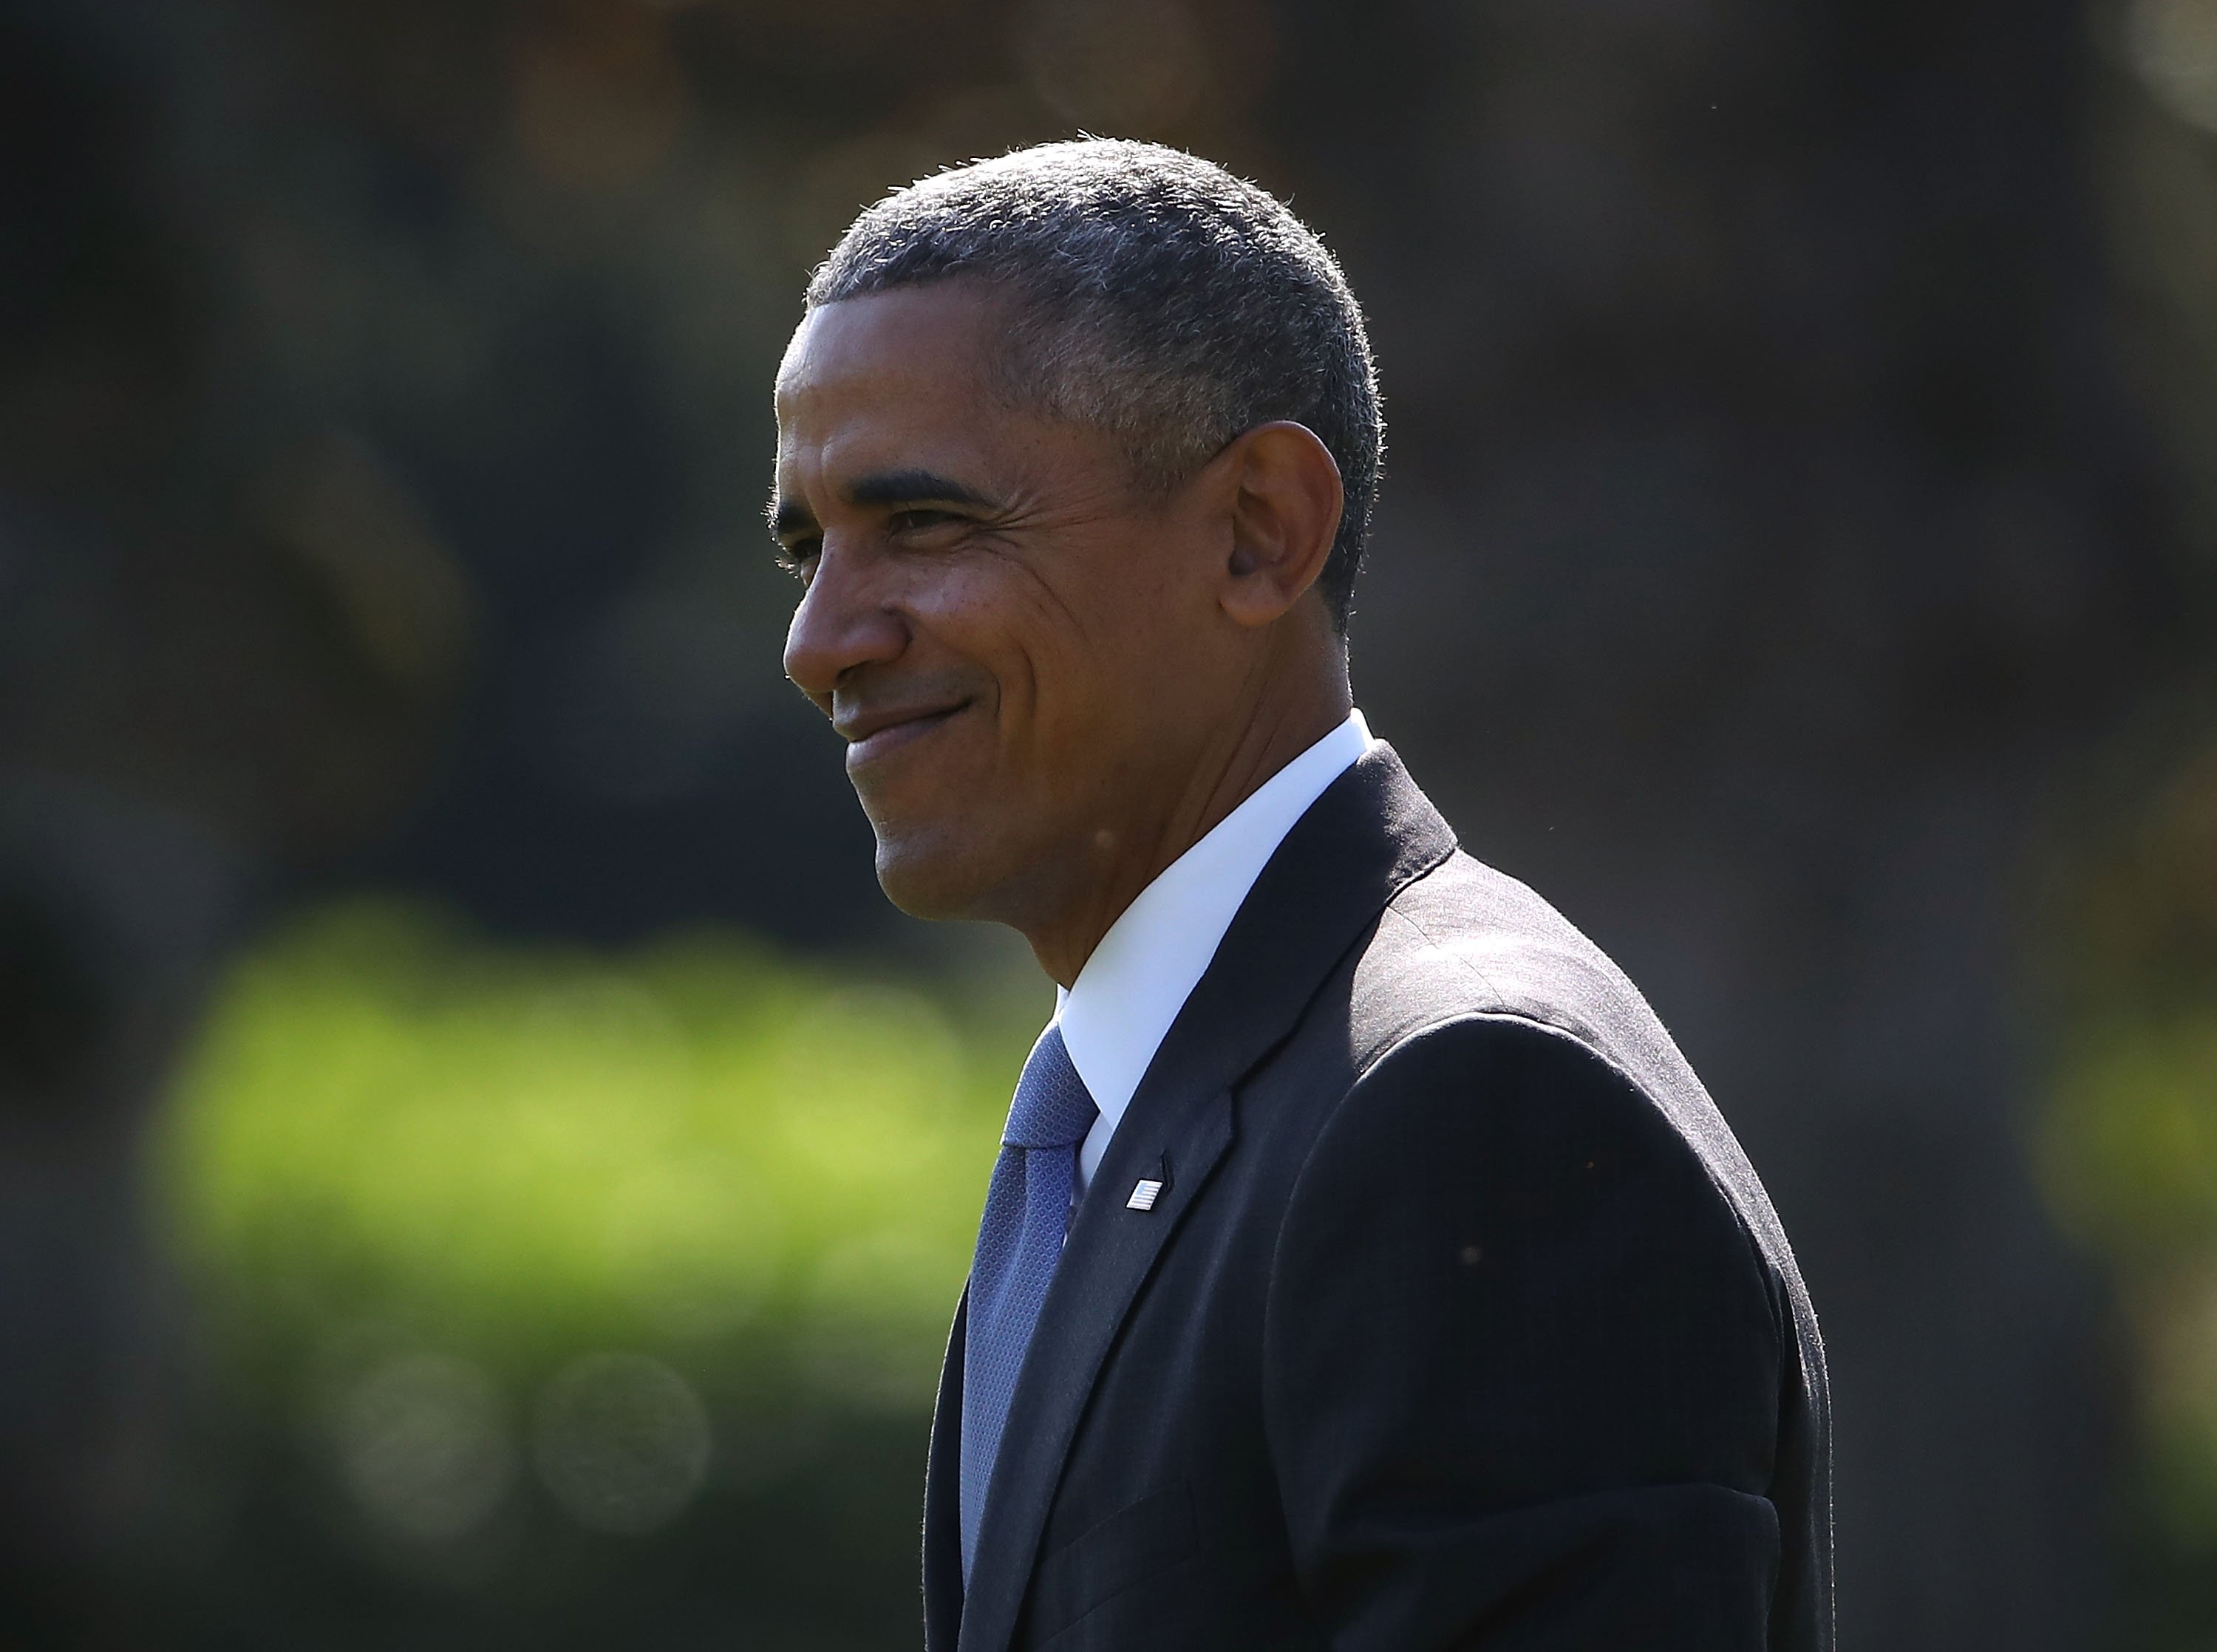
[888,508,962,537]
[774,534,821,581]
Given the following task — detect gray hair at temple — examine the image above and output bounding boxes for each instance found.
[806,139,1383,634]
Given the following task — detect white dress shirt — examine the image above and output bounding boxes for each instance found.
[1055,710,1375,1195]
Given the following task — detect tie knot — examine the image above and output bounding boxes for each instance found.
[1003,1024,1098,1150]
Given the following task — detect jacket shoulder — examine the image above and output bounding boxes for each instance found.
[1352,850,1671,1083]
[1340,849,1802,1281]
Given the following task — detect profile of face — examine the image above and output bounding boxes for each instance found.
[774,281,1344,952]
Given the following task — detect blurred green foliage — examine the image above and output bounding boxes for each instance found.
[149,898,1033,1644]
[2046,1014,2217,1266]
[2047,1007,2217,1531]
[2037,739,2217,1636]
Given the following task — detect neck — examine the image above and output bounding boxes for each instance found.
[1021,666,1352,988]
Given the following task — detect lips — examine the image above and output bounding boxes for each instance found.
[840,700,970,768]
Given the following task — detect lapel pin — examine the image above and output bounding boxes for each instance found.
[1125,1178,1164,1212]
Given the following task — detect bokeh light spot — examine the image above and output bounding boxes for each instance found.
[532,1351,712,1535]
[333,1352,514,1542]
[2129,0,2217,132]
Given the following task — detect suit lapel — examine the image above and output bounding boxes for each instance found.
[923,1294,967,1652]
[956,1080,1233,1652]
[950,745,1457,1652]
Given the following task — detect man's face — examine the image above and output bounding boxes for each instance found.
[774,283,1236,926]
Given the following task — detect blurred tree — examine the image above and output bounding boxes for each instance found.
[2033,5,2217,1640]
[0,1,472,1636]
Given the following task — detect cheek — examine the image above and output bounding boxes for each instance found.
[1046,547,1210,700]
[919,557,1112,725]
[909,528,1200,776]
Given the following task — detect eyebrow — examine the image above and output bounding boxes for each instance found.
[767,468,998,542]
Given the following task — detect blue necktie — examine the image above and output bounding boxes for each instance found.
[960,1023,1098,1582]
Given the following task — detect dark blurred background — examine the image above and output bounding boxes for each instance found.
[6,0,2217,1646]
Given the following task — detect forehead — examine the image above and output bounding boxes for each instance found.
[775,286,1010,457]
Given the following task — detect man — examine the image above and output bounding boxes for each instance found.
[774,139,1831,1651]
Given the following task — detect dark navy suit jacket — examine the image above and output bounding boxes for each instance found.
[924,745,1833,1652]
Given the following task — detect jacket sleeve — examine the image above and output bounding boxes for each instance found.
[1262,1013,1788,1651]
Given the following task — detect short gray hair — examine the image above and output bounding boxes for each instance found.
[806,139,1383,632]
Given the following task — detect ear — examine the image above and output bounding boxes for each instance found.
[1213,421,1345,629]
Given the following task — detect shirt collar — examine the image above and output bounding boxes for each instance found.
[1057,709,1374,1180]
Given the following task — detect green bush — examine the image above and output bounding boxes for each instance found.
[149,898,1031,1646]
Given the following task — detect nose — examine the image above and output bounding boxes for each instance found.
[783,544,907,704]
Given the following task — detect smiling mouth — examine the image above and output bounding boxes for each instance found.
[845,703,970,768]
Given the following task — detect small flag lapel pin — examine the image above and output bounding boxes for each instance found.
[1125,1155,1172,1212]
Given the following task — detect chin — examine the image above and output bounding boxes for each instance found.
[871,825,996,922]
